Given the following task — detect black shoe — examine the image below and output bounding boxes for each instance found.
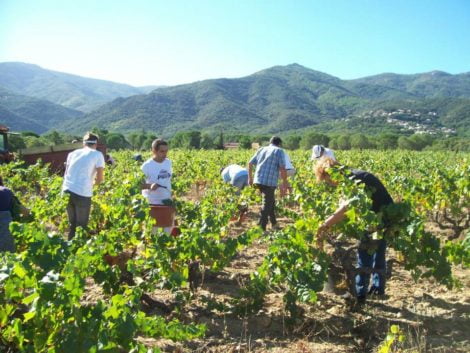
[356,296,366,304]
[368,292,388,301]
[368,287,385,296]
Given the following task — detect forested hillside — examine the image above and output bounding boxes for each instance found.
[61,64,470,135]
[2,63,470,136]
[0,86,83,133]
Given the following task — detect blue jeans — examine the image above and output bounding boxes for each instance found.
[355,238,386,297]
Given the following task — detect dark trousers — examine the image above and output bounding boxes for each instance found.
[256,184,276,231]
[0,211,15,252]
[355,238,387,297]
[65,191,92,240]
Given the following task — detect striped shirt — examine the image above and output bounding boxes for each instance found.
[249,144,286,187]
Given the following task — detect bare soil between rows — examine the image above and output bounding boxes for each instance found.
[136,204,470,353]
[81,183,469,353]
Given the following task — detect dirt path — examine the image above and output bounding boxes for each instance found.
[83,183,469,352]
[142,205,470,353]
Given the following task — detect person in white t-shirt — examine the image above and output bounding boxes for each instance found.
[221,164,248,190]
[311,145,336,161]
[141,139,172,205]
[141,139,173,233]
[62,132,105,239]
[284,151,295,177]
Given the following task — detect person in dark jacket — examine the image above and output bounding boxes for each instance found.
[315,157,394,304]
[0,176,29,252]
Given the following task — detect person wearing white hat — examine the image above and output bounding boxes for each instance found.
[62,132,105,239]
[315,157,394,304]
[311,145,336,161]
[221,164,249,190]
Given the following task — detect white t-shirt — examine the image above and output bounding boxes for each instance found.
[221,164,248,184]
[311,146,336,161]
[284,152,294,170]
[62,147,105,197]
[141,158,172,205]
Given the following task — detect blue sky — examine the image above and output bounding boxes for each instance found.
[1,0,469,86]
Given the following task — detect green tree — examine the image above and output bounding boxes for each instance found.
[214,132,224,150]
[329,137,338,150]
[128,132,152,150]
[398,134,434,151]
[335,134,351,150]
[91,127,109,144]
[409,134,434,150]
[200,134,215,149]
[375,133,398,150]
[251,135,270,146]
[238,135,252,149]
[137,134,148,150]
[23,136,47,148]
[171,132,185,148]
[300,132,330,150]
[43,130,64,145]
[397,136,414,150]
[350,134,373,150]
[128,133,141,149]
[20,131,40,138]
[187,131,201,149]
[433,137,470,152]
[106,133,129,150]
[171,131,201,149]
[142,135,158,150]
[7,135,26,151]
[284,135,301,150]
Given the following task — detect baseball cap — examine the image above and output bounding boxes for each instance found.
[311,145,325,160]
[311,145,336,161]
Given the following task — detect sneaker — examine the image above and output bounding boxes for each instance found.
[339,292,353,300]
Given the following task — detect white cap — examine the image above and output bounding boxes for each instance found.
[311,145,336,161]
[311,145,325,159]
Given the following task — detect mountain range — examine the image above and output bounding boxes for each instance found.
[1,62,469,136]
[0,85,84,133]
[0,62,156,112]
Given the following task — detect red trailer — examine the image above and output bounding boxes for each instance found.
[19,142,107,174]
[0,125,106,173]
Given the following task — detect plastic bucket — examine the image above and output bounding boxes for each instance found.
[149,205,175,227]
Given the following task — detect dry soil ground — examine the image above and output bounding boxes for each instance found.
[136,203,469,353]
